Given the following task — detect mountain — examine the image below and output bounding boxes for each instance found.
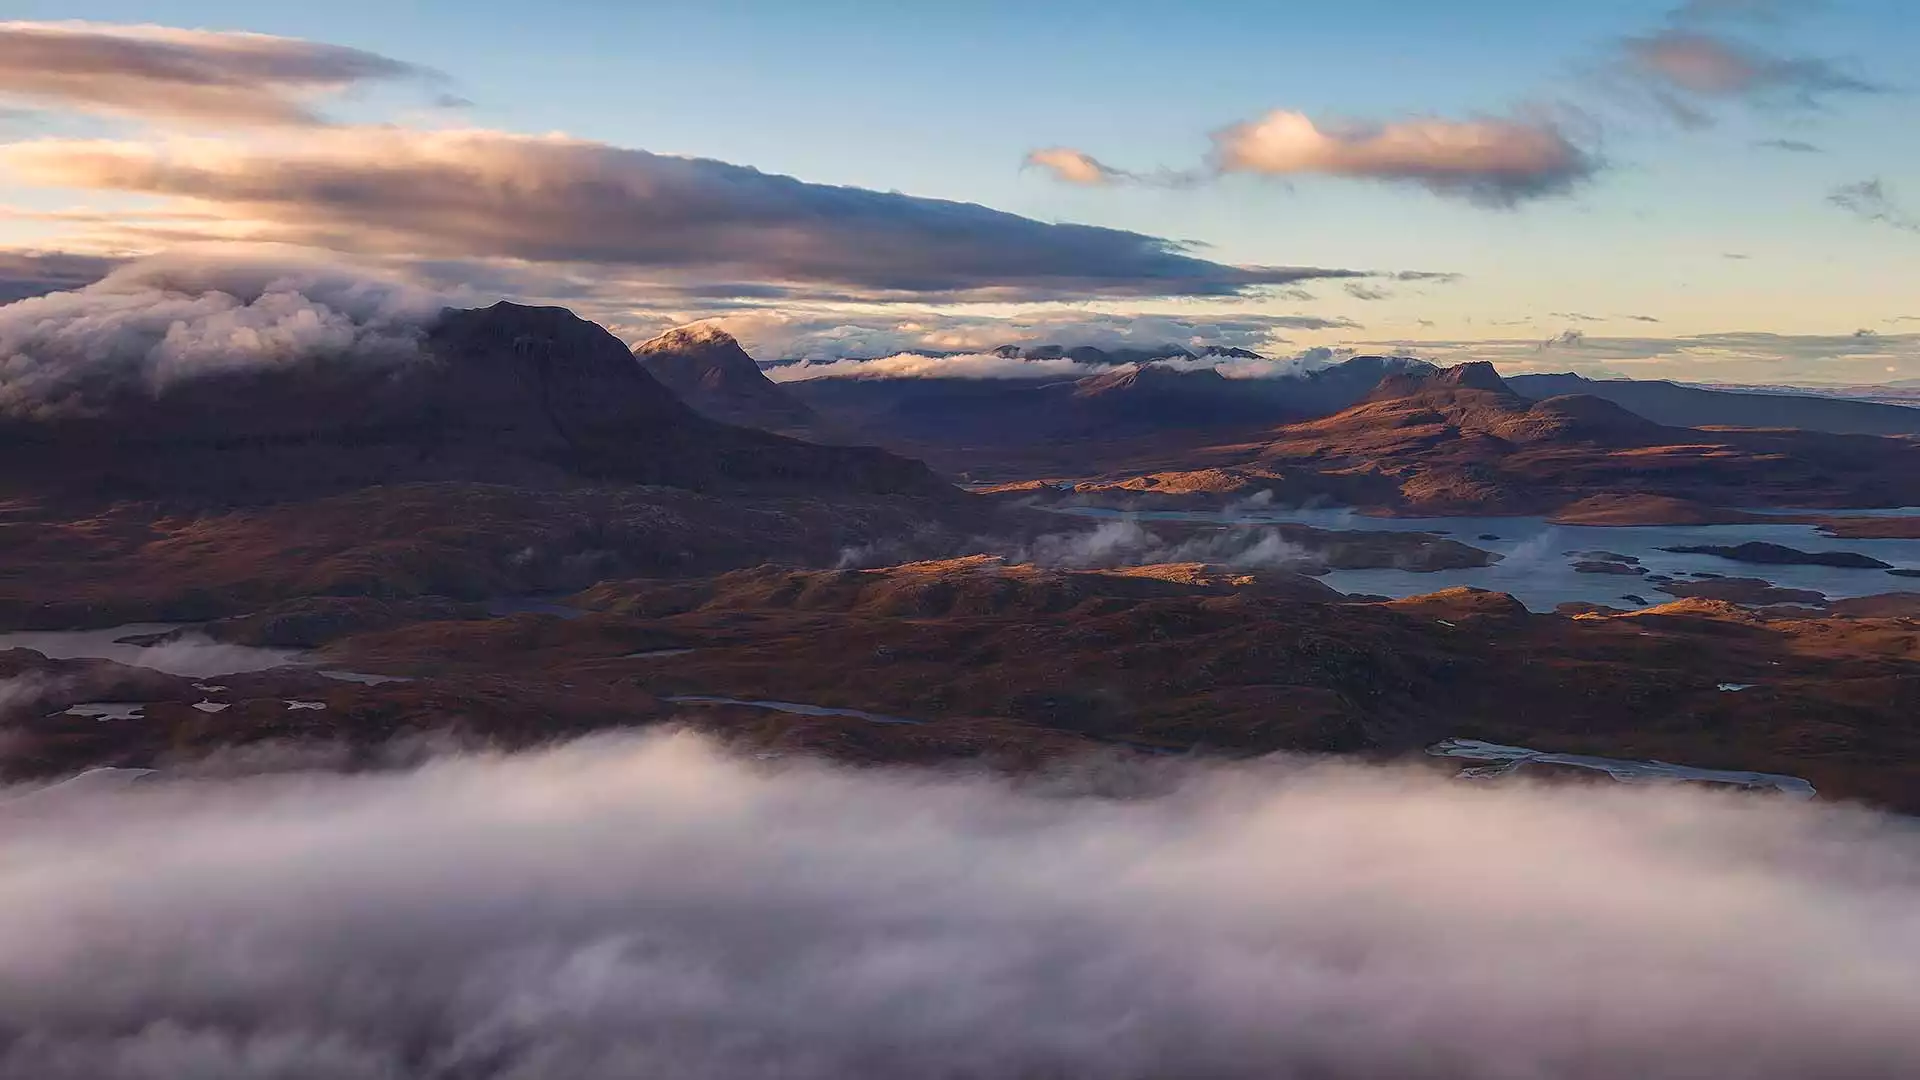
[1245,361,1920,513]
[1509,372,1920,437]
[632,324,817,433]
[0,302,944,504]
[784,354,1440,466]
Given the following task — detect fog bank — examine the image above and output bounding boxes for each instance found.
[2,731,1918,1078]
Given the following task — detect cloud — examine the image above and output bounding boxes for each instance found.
[1023,146,1129,186]
[714,310,1355,363]
[768,352,1112,382]
[1022,146,1205,190]
[0,246,454,418]
[4,731,1920,1078]
[0,250,118,303]
[1212,110,1599,206]
[1830,179,1920,234]
[1622,27,1883,106]
[1343,283,1392,301]
[0,128,1374,303]
[1009,519,1315,570]
[0,21,440,126]
[769,346,1359,383]
[1753,137,1822,152]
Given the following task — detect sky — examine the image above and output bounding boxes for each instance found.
[0,0,1915,382]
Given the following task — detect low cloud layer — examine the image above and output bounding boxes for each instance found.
[1211,111,1598,206]
[0,250,118,303]
[2,731,1919,1078]
[768,348,1355,383]
[0,247,453,418]
[715,310,1361,363]
[0,128,1371,303]
[0,21,438,126]
[769,352,1111,382]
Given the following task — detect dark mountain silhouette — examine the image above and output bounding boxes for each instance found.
[0,302,944,504]
[1508,372,1920,437]
[633,324,816,433]
[785,354,1439,457]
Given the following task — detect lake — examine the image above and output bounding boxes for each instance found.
[1052,507,1920,611]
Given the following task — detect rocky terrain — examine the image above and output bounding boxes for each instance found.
[8,559,1920,813]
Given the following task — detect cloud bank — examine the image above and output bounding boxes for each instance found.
[1212,110,1598,206]
[0,128,1371,303]
[2,731,1919,1078]
[0,21,438,126]
[0,250,118,303]
[0,247,452,417]
[716,310,1357,363]
[768,352,1111,382]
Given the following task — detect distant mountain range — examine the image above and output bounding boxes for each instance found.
[1509,373,1920,437]
[1244,362,1920,514]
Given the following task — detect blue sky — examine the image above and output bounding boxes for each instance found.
[1,0,1915,379]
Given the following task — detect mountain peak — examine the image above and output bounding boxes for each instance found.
[635,322,743,354]
[1371,360,1514,401]
[633,321,815,431]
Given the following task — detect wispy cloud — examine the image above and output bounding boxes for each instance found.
[1829,179,1920,234]
[0,21,443,126]
[1023,146,1131,186]
[1211,111,1599,206]
[1752,137,1822,152]
[1622,28,1883,106]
